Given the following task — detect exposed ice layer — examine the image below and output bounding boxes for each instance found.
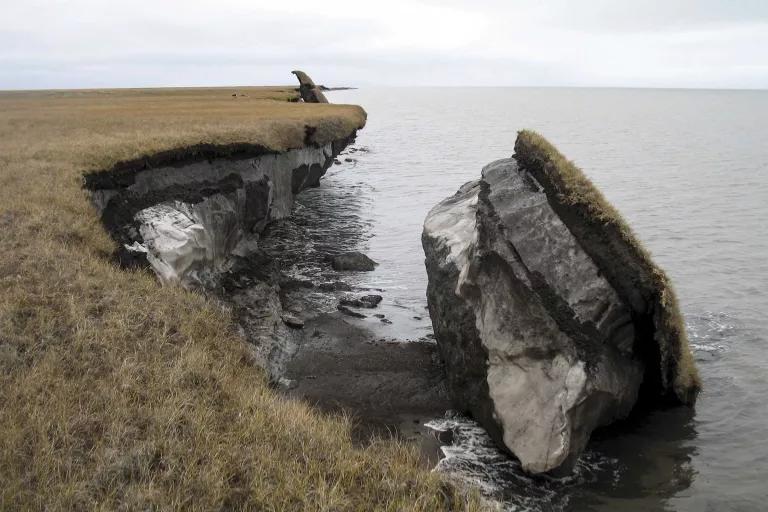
[94,142,343,286]
[422,180,480,292]
[132,195,245,284]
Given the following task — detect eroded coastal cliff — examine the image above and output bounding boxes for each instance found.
[85,136,355,286]
[2,83,480,510]
[79,76,454,452]
[82,81,364,377]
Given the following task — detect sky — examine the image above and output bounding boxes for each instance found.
[1,0,767,90]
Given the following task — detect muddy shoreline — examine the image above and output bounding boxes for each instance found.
[283,312,451,464]
[213,153,456,463]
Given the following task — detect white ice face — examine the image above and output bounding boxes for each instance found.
[119,144,335,286]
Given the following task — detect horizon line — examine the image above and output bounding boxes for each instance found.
[2,84,767,94]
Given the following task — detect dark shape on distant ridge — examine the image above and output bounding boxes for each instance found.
[292,70,329,103]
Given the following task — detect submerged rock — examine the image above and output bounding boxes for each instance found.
[337,305,366,318]
[331,251,378,271]
[279,275,314,290]
[318,280,352,292]
[339,294,383,309]
[281,313,304,329]
[422,131,700,475]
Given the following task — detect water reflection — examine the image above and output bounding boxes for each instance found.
[568,407,697,512]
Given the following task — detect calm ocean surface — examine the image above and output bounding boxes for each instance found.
[308,87,768,511]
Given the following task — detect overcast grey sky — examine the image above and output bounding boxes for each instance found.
[2,0,767,90]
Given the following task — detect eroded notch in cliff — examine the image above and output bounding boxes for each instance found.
[83,136,356,287]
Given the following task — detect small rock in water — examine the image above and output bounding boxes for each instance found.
[281,313,304,329]
[413,316,422,320]
[279,276,314,290]
[374,314,386,319]
[337,305,366,318]
[318,281,352,292]
[339,294,383,309]
[331,251,378,271]
[380,318,392,324]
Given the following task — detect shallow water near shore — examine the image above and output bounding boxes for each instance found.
[291,87,768,511]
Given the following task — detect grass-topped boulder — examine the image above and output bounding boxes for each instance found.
[514,130,700,405]
[422,130,700,475]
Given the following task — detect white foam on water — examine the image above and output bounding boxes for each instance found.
[425,414,622,512]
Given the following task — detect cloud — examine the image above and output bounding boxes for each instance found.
[0,0,766,89]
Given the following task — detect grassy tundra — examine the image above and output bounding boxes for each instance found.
[0,87,478,511]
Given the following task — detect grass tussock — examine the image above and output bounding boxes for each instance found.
[0,87,479,511]
[514,130,701,405]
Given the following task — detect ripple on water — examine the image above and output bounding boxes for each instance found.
[686,311,738,361]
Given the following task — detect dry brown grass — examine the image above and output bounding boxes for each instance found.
[0,87,479,511]
[514,130,701,405]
